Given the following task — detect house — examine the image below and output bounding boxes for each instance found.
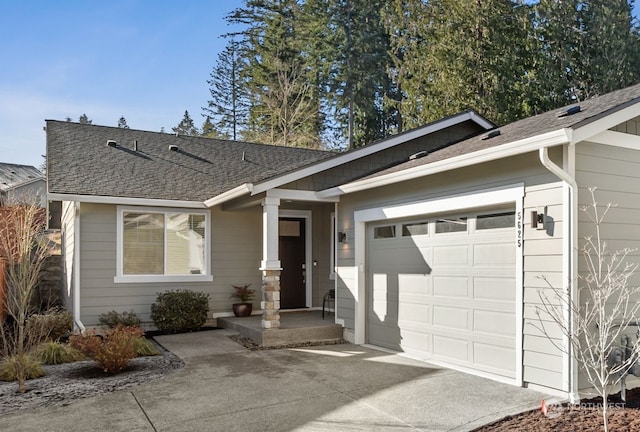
[47,82,640,401]
[0,162,45,207]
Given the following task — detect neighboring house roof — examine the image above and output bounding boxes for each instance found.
[46,121,335,203]
[0,163,44,192]
[324,82,640,195]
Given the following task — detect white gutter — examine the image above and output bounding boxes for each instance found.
[204,183,253,207]
[48,193,206,209]
[73,201,85,332]
[539,146,579,404]
[319,129,570,198]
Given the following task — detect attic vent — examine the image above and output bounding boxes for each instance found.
[409,150,429,161]
[106,140,117,148]
[169,145,179,151]
[481,130,501,140]
[557,105,581,118]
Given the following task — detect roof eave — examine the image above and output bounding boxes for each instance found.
[319,128,571,198]
[47,193,207,209]
[204,183,254,207]
[251,110,493,196]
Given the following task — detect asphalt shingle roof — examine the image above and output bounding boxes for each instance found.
[366,82,640,178]
[46,122,335,202]
[0,163,44,192]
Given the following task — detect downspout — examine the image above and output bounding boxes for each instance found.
[73,202,85,332]
[539,146,579,403]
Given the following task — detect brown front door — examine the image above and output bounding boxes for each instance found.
[279,217,306,309]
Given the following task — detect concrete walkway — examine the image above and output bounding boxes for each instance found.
[0,329,547,431]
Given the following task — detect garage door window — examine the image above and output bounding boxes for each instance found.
[435,217,467,233]
[402,222,428,237]
[374,225,396,239]
[476,212,515,230]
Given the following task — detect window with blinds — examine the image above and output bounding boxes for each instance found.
[120,208,208,278]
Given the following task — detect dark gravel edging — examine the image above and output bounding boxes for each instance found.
[229,334,346,350]
[0,340,184,417]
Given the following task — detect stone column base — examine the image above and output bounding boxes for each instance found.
[261,269,281,329]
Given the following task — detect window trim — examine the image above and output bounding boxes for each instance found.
[115,206,212,283]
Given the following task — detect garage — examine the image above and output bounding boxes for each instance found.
[366,209,518,380]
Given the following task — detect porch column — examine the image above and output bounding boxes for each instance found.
[260,197,281,329]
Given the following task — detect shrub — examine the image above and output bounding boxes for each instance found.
[150,289,209,333]
[34,341,84,365]
[0,354,45,382]
[98,310,142,329]
[27,307,73,341]
[69,326,143,374]
[135,338,160,357]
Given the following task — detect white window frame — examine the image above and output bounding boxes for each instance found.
[115,206,212,283]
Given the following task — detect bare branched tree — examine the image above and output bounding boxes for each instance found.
[0,195,51,393]
[535,188,640,432]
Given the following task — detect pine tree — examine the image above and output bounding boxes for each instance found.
[172,111,199,136]
[78,114,92,125]
[203,39,248,141]
[117,116,129,129]
[200,116,223,138]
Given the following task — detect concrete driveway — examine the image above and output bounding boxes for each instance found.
[0,329,546,431]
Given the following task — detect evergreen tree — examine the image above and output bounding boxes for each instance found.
[78,114,92,125]
[172,110,199,136]
[385,0,532,128]
[533,0,640,110]
[203,39,248,141]
[227,0,322,148]
[117,116,129,129]
[200,116,224,138]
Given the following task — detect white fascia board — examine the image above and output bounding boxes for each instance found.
[585,129,640,150]
[266,188,340,203]
[47,193,206,209]
[204,183,253,207]
[251,111,492,196]
[319,129,570,198]
[569,102,640,144]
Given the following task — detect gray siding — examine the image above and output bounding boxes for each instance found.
[78,203,265,326]
[576,140,640,389]
[611,116,640,135]
[336,150,566,390]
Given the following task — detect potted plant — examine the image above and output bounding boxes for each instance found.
[230,284,256,317]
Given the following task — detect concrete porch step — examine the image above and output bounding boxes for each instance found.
[218,311,343,348]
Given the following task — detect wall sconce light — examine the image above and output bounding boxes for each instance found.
[531,206,548,230]
[337,232,347,243]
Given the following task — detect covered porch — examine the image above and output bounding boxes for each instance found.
[218,310,343,348]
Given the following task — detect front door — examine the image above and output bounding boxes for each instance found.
[279,217,306,309]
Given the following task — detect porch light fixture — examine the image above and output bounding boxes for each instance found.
[338,232,347,243]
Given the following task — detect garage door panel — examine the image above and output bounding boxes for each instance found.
[474,277,515,301]
[474,310,515,337]
[474,343,516,376]
[433,335,469,361]
[474,243,516,266]
[433,306,468,329]
[433,276,469,297]
[397,301,430,324]
[433,245,469,266]
[367,210,517,380]
[398,273,431,294]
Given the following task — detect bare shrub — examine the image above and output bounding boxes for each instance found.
[69,326,143,374]
[0,196,51,393]
[535,188,640,432]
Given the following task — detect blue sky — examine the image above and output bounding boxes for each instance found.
[1,1,639,168]
[0,0,243,167]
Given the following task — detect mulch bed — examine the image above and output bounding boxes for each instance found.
[474,387,640,431]
[0,339,183,417]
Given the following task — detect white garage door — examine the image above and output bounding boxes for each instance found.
[366,209,517,379]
